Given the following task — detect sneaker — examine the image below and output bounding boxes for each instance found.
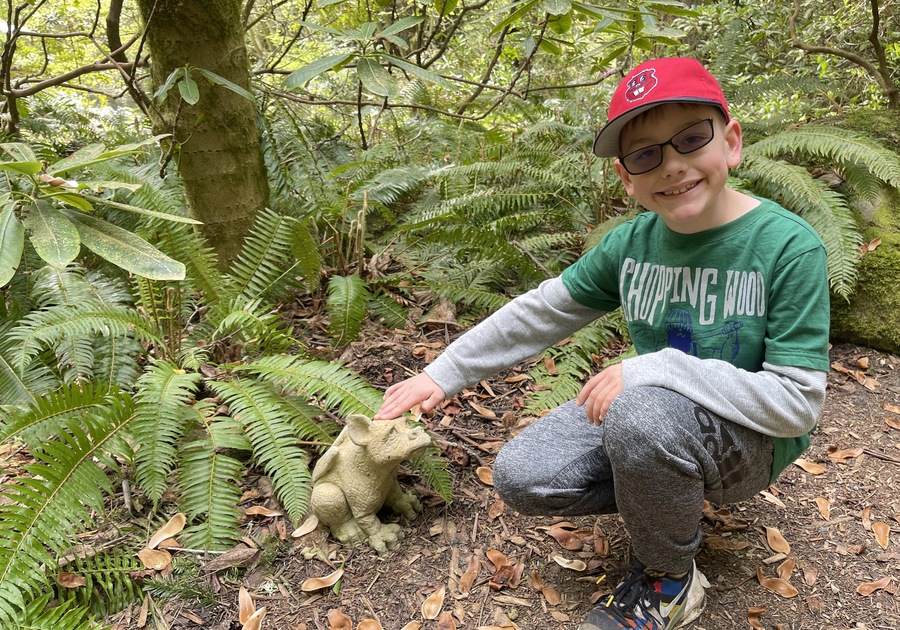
[578,559,708,630]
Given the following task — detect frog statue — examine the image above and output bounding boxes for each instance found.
[310,414,432,554]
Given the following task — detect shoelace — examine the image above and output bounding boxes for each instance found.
[601,561,667,624]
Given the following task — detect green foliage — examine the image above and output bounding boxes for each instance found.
[55,551,146,617]
[12,594,105,629]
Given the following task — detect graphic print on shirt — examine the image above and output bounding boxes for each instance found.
[694,406,744,489]
[621,258,765,362]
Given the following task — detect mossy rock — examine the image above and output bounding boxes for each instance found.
[831,190,900,353]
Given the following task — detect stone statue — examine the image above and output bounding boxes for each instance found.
[310,414,432,554]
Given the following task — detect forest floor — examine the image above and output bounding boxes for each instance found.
[112,331,900,630]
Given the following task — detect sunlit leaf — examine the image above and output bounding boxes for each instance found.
[747,606,765,629]
[827,447,863,464]
[242,606,266,630]
[24,200,80,267]
[243,506,283,518]
[62,210,186,280]
[291,514,319,537]
[358,619,384,630]
[476,466,494,485]
[0,195,24,287]
[357,57,400,97]
[326,609,353,630]
[283,53,355,89]
[776,558,795,581]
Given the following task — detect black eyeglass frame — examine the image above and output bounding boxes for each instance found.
[618,118,716,175]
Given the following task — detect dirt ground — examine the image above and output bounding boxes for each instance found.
[120,335,900,630]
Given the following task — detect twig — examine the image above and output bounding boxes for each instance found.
[712,572,757,592]
[863,448,900,465]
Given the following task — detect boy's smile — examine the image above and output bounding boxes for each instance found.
[614,103,757,234]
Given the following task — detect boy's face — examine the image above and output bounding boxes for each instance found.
[614,103,744,234]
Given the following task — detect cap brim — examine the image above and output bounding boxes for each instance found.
[592,98,729,158]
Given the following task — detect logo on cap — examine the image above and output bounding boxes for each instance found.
[625,69,657,102]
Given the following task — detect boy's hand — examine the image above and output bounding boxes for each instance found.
[577,363,623,426]
[374,372,446,420]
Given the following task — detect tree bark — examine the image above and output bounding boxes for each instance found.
[137,0,269,268]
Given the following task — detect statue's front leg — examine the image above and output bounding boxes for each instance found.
[384,480,422,520]
[356,513,403,554]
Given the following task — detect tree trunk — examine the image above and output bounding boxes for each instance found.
[137,0,268,268]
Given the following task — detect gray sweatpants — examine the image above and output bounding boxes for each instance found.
[493,386,773,574]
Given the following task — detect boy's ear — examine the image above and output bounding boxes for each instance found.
[723,119,743,168]
[614,159,635,196]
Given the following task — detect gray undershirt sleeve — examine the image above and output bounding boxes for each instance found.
[424,277,605,396]
[622,348,825,438]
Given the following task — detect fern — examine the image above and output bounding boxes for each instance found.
[13,594,104,629]
[131,361,202,505]
[326,274,372,348]
[237,355,385,417]
[178,402,248,550]
[0,382,112,446]
[55,551,145,617]
[0,394,133,625]
[231,207,304,303]
[209,297,299,356]
[410,444,453,505]
[209,378,313,523]
[735,154,861,298]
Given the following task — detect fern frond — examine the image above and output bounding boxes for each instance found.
[368,292,409,330]
[410,444,453,504]
[749,126,900,190]
[231,208,303,302]
[236,355,385,417]
[290,218,323,291]
[56,550,144,617]
[736,154,861,298]
[0,395,133,625]
[131,361,201,504]
[9,304,163,372]
[209,297,298,356]
[209,378,312,523]
[0,381,112,446]
[326,274,372,348]
[13,594,102,629]
[0,322,56,408]
[178,402,248,550]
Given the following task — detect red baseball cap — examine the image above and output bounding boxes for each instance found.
[592,57,730,157]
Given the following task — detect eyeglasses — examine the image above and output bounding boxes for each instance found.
[619,119,715,175]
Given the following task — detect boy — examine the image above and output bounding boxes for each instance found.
[375,57,830,629]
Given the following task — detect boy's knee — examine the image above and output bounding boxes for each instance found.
[603,387,687,457]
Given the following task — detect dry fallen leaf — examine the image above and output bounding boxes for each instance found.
[541,585,562,606]
[458,551,481,594]
[885,417,900,430]
[243,506,283,518]
[776,558,796,581]
[201,545,261,572]
[486,549,511,570]
[475,467,494,486]
[436,611,457,630]
[137,548,172,571]
[546,523,593,551]
[488,497,505,520]
[793,459,827,475]
[803,566,818,586]
[856,576,892,596]
[326,609,353,629]
[827,447,864,464]
[421,585,446,620]
[884,402,900,414]
[856,356,869,369]
[300,567,344,592]
[291,514,319,538]
[148,512,186,549]
[399,623,423,630]
[239,586,255,623]
[861,505,873,530]
[469,402,496,418]
[756,567,799,598]
[703,535,749,551]
[56,572,86,588]
[553,555,586,571]
[872,522,891,549]
[357,620,384,630]
[242,606,266,630]
[814,497,830,520]
[747,606,765,630]
[765,527,791,555]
